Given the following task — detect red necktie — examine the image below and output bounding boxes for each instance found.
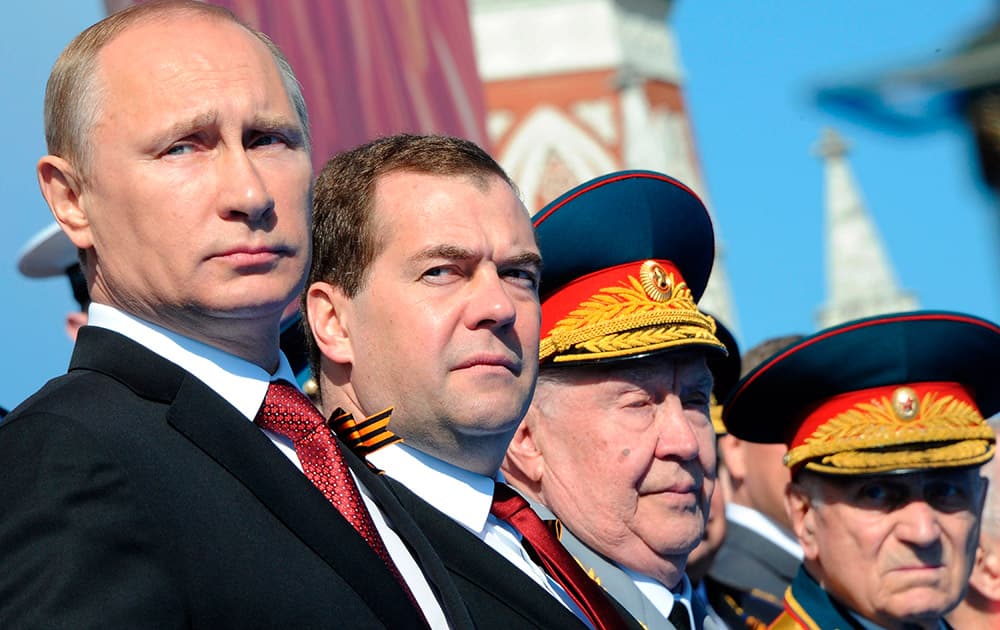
[491,482,629,630]
[255,381,425,622]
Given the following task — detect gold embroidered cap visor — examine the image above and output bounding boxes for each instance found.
[533,170,725,366]
[722,311,1000,476]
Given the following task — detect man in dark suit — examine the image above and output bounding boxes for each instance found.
[305,134,633,629]
[0,3,468,627]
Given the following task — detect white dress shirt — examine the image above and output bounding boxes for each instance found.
[87,304,448,629]
[622,566,695,629]
[367,442,594,627]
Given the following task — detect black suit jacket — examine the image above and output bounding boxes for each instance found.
[0,327,472,629]
[384,476,641,630]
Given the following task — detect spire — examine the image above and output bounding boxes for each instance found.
[469,0,738,336]
[815,128,917,328]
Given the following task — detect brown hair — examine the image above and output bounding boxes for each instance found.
[740,334,805,378]
[305,133,517,376]
[44,0,308,179]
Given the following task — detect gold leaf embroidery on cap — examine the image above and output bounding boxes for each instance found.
[640,260,672,302]
[891,386,919,421]
[539,272,722,362]
[785,391,992,471]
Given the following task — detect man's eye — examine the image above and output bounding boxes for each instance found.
[250,133,286,148]
[855,482,904,509]
[164,143,195,156]
[683,392,710,409]
[623,397,651,409]
[422,267,460,283]
[925,481,972,512]
[503,268,539,289]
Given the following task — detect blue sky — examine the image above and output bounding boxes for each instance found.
[3,1,998,409]
[673,1,1000,355]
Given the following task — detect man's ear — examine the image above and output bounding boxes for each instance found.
[717,434,747,483]
[65,311,88,342]
[786,480,818,560]
[969,539,1000,603]
[305,281,354,365]
[38,156,93,249]
[502,410,545,485]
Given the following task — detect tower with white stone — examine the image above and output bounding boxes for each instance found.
[815,128,918,328]
[469,0,737,331]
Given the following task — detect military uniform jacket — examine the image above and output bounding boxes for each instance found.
[529,502,717,630]
[707,517,800,627]
[769,566,952,630]
[0,327,473,629]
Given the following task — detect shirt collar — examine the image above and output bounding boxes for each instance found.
[621,566,694,624]
[87,303,297,421]
[367,442,496,536]
[726,502,804,560]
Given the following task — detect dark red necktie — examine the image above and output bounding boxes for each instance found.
[491,482,629,630]
[255,381,425,622]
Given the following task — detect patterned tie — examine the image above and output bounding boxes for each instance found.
[491,482,629,630]
[255,381,425,622]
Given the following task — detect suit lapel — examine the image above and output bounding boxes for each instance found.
[385,476,591,629]
[71,327,422,628]
[342,447,476,630]
[726,521,800,581]
[554,526,658,630]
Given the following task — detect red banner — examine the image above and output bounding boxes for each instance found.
[106,0,489,171]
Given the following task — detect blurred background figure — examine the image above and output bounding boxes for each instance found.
[17,223,89,341]
[947,415,1000,629]
[686,317,741,630]
[6,223,90,417]
[704,335,805,629]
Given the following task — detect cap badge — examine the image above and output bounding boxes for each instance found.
[640,260,673,302]
[891,386,920,421]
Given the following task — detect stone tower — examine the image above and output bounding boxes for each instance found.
[815,128,918,328]
[469,0,737,331]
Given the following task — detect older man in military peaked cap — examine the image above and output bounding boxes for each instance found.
[724,311,1000,630]
[503,170,726,630]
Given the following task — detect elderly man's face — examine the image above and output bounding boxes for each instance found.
[72,15,311,338]
[789,468,986,628]
[524,355,716,585]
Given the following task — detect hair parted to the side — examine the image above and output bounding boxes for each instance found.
[44,0,309,180]
[305,133,518,379]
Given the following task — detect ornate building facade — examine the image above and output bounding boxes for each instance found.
[470,0,737,330]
